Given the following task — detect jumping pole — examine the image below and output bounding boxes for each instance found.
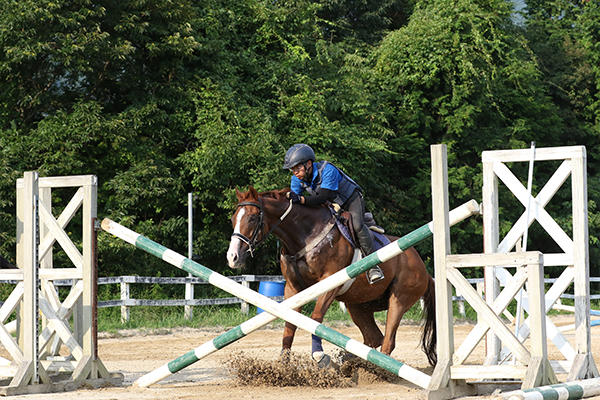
[102,200,479,388]
[133,200,480,387]
[501,377,600,400]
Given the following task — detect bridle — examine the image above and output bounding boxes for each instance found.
[231,198,293,257]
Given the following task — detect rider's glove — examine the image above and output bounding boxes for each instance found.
[287,191,302,204]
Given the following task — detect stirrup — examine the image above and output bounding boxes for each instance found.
[366,265,384,284]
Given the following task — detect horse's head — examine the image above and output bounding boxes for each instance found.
[227,187,298,269]
[227,186,266,269]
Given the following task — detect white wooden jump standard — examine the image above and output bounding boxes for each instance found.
[0,172,121,395]
[131,200,480,388]
[482,146,598,380]
[427,145,556,400]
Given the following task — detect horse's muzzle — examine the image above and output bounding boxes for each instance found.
[227,248,248,269]
[228,260,246,270]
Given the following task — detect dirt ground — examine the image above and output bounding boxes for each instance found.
[4,316,600,400]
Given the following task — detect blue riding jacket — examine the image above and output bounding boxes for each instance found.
[290,161,360,206]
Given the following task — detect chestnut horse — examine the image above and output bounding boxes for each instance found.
[226,187,436,366]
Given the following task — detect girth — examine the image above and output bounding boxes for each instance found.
[284,217,336,291]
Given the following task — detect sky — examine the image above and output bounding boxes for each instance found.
[511,0,527,25]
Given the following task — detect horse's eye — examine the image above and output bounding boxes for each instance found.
[248,215,259,223]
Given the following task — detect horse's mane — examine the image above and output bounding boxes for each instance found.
[237,186,290,205]
[258,188,290,201]
[240,187,327,211]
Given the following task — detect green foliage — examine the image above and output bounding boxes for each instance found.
[524,0,600,275]
[0,0,599,284]
[365,0,558,264]
[316,0,416,47]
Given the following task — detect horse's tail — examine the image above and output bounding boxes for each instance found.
[421,274,437,366]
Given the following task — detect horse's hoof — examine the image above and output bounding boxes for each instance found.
[336,350,358,364]
[312,351,331,368]
[280,348,291,362]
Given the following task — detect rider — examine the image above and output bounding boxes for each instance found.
[282,143,384,284]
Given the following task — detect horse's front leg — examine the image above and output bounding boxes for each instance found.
[281,282,300,357]
[282,316,300,356]
[309,289,339,366]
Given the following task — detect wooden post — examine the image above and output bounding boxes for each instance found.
[80,176,97,379]
[120,282,130,323]
[570,148,598,380]
[241,280,250,315]
[14,172,39,386]
[482,156,500,364]
[523,252,557,388]
[185,193,194,320]
[429,144,454,391]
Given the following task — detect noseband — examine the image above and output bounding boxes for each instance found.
[231,198,293,257]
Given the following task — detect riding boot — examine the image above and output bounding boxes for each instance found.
[356,225,384,284]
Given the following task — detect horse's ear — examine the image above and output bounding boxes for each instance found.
[248,186,259,199]
[235,188,245,201]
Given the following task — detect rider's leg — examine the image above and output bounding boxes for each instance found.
[346,193,384,284]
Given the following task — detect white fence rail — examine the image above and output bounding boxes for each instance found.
[99,274,285,321]
[1,275,598,323]
[0,275,285,322]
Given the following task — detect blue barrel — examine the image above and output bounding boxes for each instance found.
[256,281,285,314]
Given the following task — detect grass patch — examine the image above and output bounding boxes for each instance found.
[97,300,433,333]
[98,304,261,333]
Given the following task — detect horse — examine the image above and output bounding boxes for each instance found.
[226,186,437,367]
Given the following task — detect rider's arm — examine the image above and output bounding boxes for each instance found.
[290,176,303,195]
[301,162,340,205]
[303,188,336,206]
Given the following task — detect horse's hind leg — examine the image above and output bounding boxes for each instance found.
[380,293,410,355]
[380,248,430,355]
[345,303,384,349]
[381,286,423,355]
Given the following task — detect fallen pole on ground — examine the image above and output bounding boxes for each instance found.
[102,200,480,389]
[500,377,600,400]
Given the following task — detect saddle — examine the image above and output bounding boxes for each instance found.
[281,206,388,292]
[334,208,389,251]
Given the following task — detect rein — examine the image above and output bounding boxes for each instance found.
[231,199,293,257]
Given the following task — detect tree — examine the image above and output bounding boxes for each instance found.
[525,0,600,275]
[0,0,598,282]
[0,0,199,278]
[370,0,566,264]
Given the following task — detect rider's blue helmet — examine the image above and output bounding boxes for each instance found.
[282,144,315,170]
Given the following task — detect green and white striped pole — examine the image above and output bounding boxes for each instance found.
[501,378,600,400]
[102,200,479,389]
[134,199,480,387]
